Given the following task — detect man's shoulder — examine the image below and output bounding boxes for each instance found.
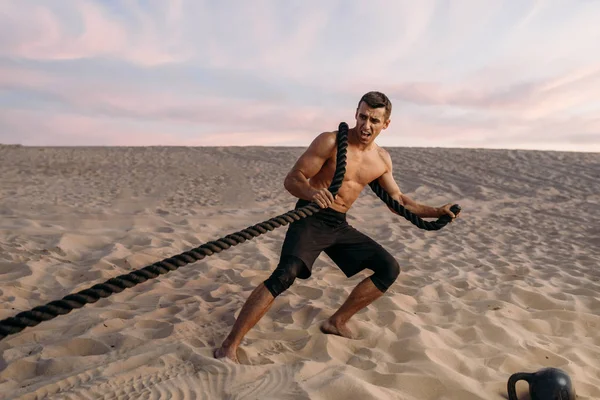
[375,146,393,168]
[375,145,391,159]
[305,131,338,158]
[316,130,338,142]
[311,131,338,150]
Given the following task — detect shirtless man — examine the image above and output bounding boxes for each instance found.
[214,91,457,363]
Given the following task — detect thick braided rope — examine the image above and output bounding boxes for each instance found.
[0,121,460,341]
[0,123,348,341]
[368,181,461,231]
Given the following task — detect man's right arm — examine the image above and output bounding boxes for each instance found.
[284,131,337,205]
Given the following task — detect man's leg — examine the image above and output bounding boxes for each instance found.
[322,234,401,339]
[214,256,307,362]
[214,283,275,362]
[320,276,384,338]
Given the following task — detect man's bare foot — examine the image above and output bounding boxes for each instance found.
[213,346,239,363]
[320,318,354,339]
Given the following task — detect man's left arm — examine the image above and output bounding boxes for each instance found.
[376,151,456,220]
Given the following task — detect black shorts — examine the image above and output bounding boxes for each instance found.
[280,199,396,282]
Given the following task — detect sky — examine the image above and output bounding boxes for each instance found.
[1,0,599,151]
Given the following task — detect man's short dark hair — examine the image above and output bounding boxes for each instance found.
[358,91,392,119]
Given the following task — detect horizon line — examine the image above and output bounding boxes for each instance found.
[1,143,598,154]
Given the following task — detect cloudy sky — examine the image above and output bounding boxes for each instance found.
[1,0,599,151]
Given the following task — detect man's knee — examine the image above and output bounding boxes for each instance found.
[368,252,400,293]
[264,256,306,298]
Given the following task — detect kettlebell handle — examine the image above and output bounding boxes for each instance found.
[507,372,532,400]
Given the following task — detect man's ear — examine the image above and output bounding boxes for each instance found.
[383,119,391,129]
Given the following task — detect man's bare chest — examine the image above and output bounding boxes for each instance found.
[324,149,387,185]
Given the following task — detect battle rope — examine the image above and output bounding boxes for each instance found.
[369,181,460,230]
[0,122,460,341]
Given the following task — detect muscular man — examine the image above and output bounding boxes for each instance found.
[214,91,457,363]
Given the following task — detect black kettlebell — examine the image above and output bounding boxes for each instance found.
[507,367,576,400]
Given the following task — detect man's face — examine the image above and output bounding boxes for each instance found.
[354,101,390,144]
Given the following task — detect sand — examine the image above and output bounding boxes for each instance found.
[0,143,598,399]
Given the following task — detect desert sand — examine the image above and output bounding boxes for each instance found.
[0,142,599,399]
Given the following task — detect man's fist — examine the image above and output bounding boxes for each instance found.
[309,188,335,209]
[438,203,459,221]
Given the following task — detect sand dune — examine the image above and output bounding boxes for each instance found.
[0,143,598,399]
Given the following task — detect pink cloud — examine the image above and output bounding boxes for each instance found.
[0,109,181,146]
[0,108,319,147]
[4,103,596,150]
[0,1,191,66]
[187,131,310,146]
[0,65,345,133]
[377,110,600,151]
[0,66,55,88]
[340,64,600,122]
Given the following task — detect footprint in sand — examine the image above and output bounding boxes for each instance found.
[0,262,32,280]
[347,348,377,370]
[291,305,323,329]
[41,338,112,358]
[100,309,137,320]
[154,226,175,233]
[290,285,322,300]
[133,320,174,340]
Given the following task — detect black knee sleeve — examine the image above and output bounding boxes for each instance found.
[367,252,400,293]
[264,256,306,298]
